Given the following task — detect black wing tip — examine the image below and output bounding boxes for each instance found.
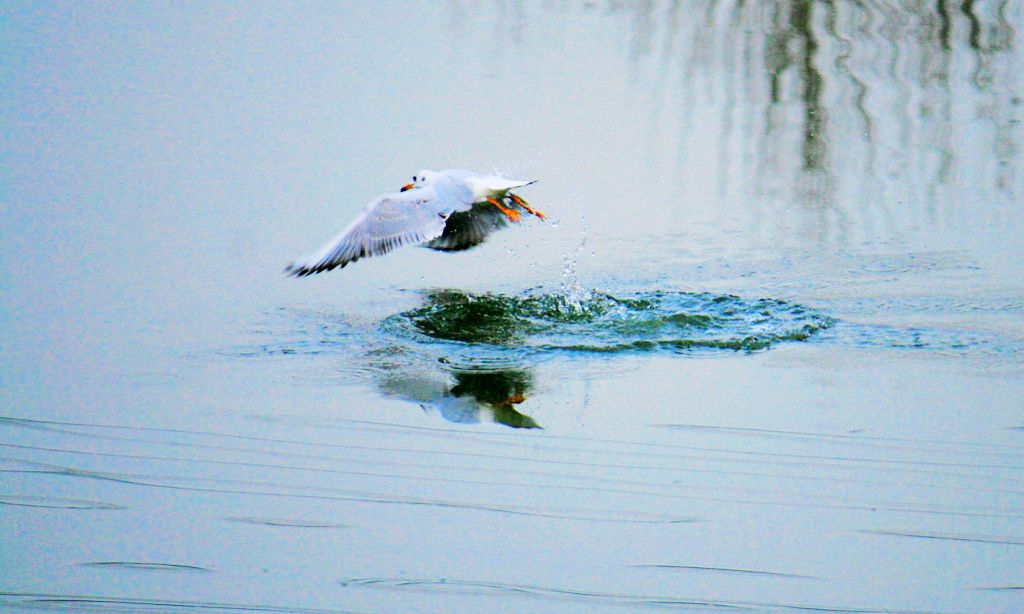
[283,263,314,278]
[284,259,355,278]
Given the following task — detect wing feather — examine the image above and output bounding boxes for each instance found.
[285,184,465,276]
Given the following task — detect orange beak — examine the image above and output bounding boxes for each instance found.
[400,183,414,192]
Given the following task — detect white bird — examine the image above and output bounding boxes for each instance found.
[285,169,543,277]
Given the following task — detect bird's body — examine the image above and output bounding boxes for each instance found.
[285,169,542,277]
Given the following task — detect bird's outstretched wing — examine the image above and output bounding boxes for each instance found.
[285,185,464,276]
[423,202,508,252]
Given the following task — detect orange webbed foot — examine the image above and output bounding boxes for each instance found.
[508,193,545,220]
[486,197,521,222]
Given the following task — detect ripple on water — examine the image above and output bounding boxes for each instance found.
[225,516,348,529]
[0,495,126,511]
[80,561,211,573]
[383,289,836,355]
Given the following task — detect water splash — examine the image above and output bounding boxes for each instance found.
[560,252,592,313]
[556,201,592,313]
[383,289,835,354]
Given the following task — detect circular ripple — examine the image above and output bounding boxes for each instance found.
[383,289,835,354]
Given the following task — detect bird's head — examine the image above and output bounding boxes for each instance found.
[401,169,438,192]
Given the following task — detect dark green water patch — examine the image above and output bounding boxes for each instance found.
[382,290,835,354]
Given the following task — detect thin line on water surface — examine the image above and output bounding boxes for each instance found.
[0,591,361,613]
[656,423,1024,454]
[0,494,125,510]
[858,530,1024,546]
[80,561,212,572]
[631,564,819,579]
[261,414,1024,465]
[6,457,1022,520]
[224,516,347,529]
[6,416,1020,475]
[6,439,1023,504]
[3,459,692,524]
[336,575,954,613]
[4,419,1024,496]
[12,415,1019,472]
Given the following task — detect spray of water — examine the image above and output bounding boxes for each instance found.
[560,253,591,313]
[557,206,592,313]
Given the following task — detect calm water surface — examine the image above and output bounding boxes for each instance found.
[3,2,1023,612]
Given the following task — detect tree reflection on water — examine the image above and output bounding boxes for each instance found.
[470,0,1020,245]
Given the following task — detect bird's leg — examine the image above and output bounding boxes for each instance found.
[486,197,521,222]
[508,193,545,219]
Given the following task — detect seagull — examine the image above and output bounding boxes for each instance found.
[285,169,544,276]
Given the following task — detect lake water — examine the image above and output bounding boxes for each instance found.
[3,2,1023,612]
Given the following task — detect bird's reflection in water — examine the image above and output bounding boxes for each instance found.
[377,365,540,429]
